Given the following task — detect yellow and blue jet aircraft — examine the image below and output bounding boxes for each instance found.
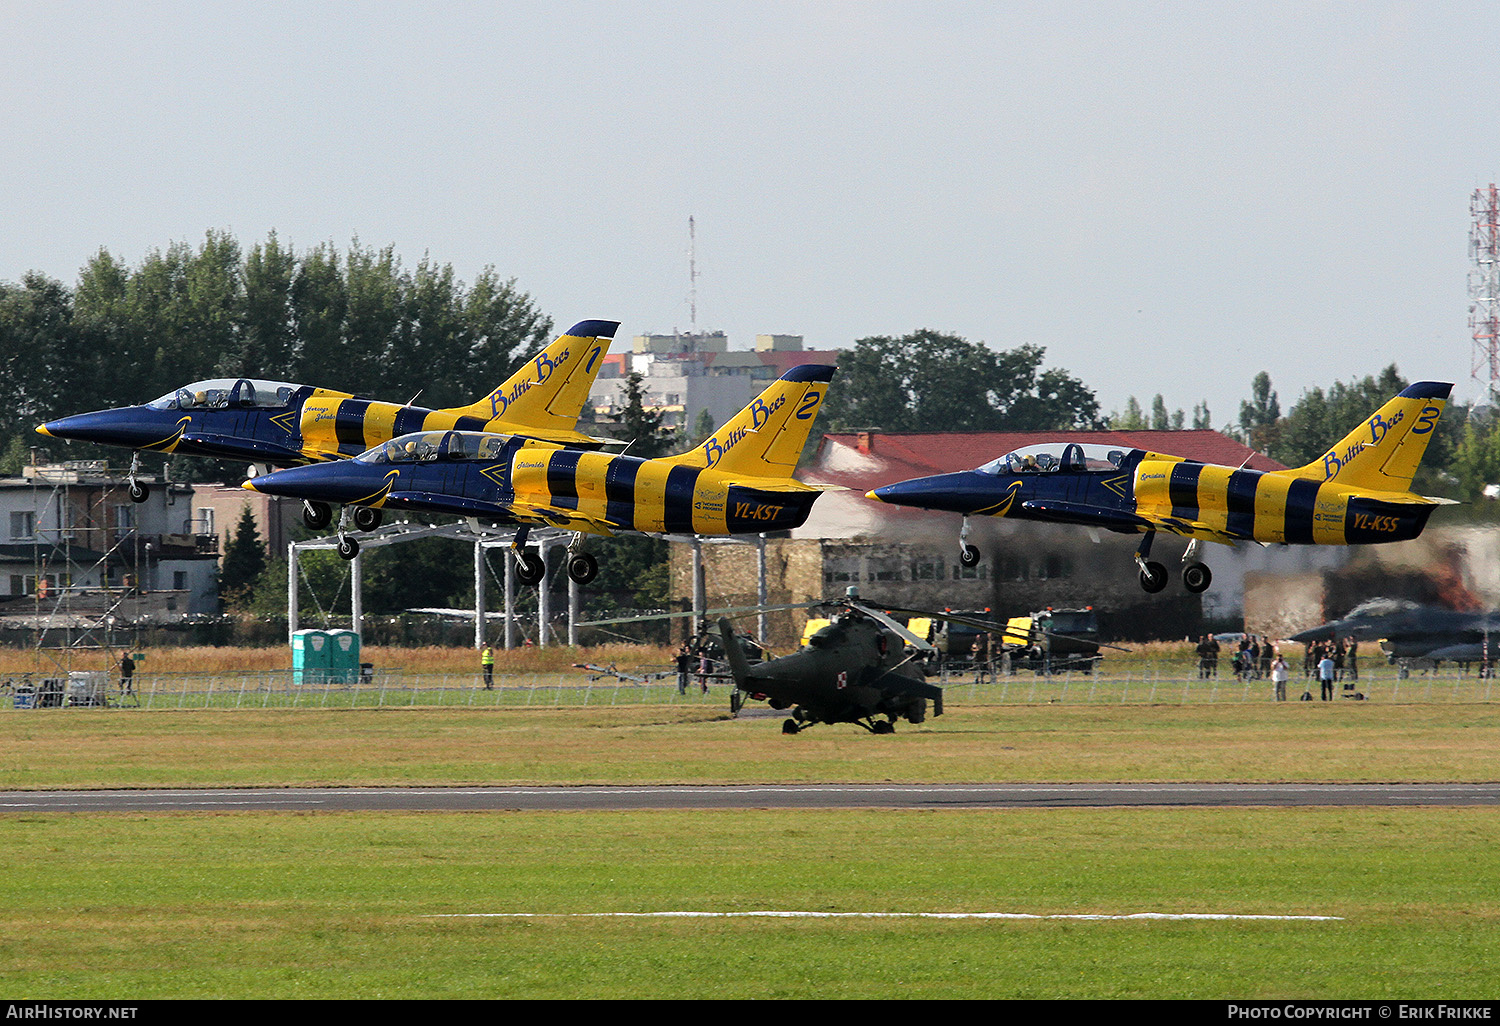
[241,364,836,584]
[867,381,1454,594]
[37,320,619,530]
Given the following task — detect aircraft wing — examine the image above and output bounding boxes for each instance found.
[1018,499,1155,533]
[506,501,620,537]
[178,432,308,465]
[1020,499,1249,546]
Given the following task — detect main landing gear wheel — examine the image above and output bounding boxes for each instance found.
[959,544,982,568]
[352,506,383,532]
[302,501,333,531]
[1182,562,1212,594]
[128,481,149,503]
[336,535,360,560]
[871,720,896,735]
[729,690,744,715]
[514,549,545,586]
[782,718,801,735]
[1138,560,1168,593]
[566,552,598,585]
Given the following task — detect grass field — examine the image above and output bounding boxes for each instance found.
[1,644,1497,1000]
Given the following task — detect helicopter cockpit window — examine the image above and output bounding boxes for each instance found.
[976,443,1129,475]
[147,377,301,411]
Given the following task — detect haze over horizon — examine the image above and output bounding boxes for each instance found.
[4,2,1497,426]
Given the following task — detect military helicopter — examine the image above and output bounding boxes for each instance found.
[580,589,1019,735]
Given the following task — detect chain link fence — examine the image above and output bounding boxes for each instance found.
[2,663,1495,711]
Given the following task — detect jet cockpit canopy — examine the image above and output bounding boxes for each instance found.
[148,378,301,411]
[976,442,1128,475]
[358,430,516,464]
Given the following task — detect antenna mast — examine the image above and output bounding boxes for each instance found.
[688,215,698,351]
[1470,184,1500,399]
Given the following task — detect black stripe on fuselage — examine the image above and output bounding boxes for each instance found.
[1169,462,1202,520]
[605,457,642,529]
[392,408,428,437]
[547,449,583,511]
[1225,469,1260,540]
[335,400,371,454]
[662,465,702,534]
[1284,478,1320,544]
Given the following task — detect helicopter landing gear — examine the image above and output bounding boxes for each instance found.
[870,719,896,735]
[958,516,981,567]
[302,500,332,531]
[352,506,382,532]
[782,718,801,735]
[127,454,149,503]
[729,690,744,716]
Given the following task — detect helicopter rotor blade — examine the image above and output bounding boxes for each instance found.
[847,600,934,652]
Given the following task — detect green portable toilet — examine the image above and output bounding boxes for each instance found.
[292,630,331,687]
[326,630,361,685]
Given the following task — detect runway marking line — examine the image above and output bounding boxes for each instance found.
[425,911,1343,921]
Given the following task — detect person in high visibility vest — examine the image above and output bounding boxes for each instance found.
[481,645,495,690]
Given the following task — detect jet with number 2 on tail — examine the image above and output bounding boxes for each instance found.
[37,320,620,528]
[867,381,1455,594]
[241,364,836,584]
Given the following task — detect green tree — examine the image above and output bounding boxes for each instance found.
[611,371,676,458]
[821,330,1099,432]
[219,506,268,611]
[690,407,716,446]
[1112,396,1146,429]
[1238,371,1281,452]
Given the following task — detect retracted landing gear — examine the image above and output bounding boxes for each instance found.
[1135,531,1167,593]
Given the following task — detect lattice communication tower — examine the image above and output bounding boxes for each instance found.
[1471,183,1500,399]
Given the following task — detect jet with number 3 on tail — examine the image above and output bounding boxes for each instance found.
[37,320,620,528]
[867,381,1455,594]
[241,364,836,584]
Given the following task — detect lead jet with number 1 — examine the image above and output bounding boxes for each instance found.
[37,320,619,531]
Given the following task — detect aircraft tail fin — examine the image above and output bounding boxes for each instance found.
[717,618,753,690]
[665,364,835,477]
[1290,381,1452,493]
[445,320,617,437]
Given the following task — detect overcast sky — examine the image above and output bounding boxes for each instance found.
[3,1,1498,428]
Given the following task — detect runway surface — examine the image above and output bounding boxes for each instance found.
[2,782,1498,812]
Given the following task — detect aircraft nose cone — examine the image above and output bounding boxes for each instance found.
[867,472,997,514]
[249,461,385,505]
[37,408,166,448]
